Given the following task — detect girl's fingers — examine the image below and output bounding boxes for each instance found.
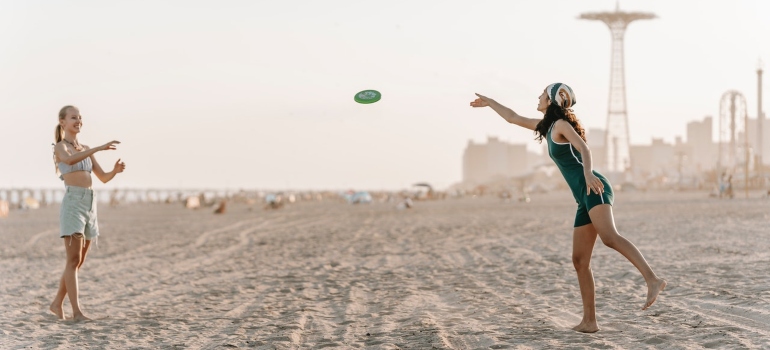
[587,178,603,195]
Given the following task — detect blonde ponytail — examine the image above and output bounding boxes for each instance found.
[54,105,75,174]
[55,124,63,143]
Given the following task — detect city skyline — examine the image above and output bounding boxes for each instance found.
[461,113,770,191]
[1,0,768,190]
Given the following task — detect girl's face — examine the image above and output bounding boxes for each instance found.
[537,90,550,113]
[61,107,82,135]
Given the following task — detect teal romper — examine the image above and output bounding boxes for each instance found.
[547,123,613,227]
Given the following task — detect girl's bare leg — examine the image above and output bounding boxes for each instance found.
[78,239,92,269]
[588,204,667,310]
[61,234,90,321]
[49,275,66,319]
[50,239,92,319]
[572,223,600,333]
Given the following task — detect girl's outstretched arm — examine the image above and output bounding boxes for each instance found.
[55,140,120,165]
[470,93,540,131]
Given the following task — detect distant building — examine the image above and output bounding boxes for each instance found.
[587,128,606,148]
[462,137,544,185]
[587,128,606,171]
[765,112,769,167]
[630,138,676,175]
[746,114,770,166]
[686,116,717,171]
[588,115,720,177]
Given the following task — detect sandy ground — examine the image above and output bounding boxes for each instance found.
[1,190,769,349]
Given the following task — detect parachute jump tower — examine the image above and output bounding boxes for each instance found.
[580,4,656,177]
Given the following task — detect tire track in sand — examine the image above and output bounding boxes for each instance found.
[188,211,345,349]
[24,228,58,249]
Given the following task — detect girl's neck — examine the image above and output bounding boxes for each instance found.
[63,132,78,144]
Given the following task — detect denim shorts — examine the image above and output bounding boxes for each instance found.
[60,186,99,240]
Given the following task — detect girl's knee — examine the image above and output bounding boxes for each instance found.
[572,254,591,271]
[599,232,621,248]
[66,256,82,269]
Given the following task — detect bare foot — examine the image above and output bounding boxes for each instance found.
[49,302,65,320]
[642,278,667,310]
[572,321,600,333]
[72,313,92,322]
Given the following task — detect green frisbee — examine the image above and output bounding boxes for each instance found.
[354,90,382,104]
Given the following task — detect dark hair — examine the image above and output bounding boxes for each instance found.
[534,104,586,143]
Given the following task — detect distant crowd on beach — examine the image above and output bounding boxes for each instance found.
[3,176,770,219]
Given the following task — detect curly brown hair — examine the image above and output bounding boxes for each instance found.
[534,104,586,143]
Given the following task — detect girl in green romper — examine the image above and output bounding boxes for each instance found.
[470,83,666,333]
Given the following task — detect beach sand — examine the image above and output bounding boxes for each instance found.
[1,191,769,349]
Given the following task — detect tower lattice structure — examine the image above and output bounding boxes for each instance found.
[718,91,748,172]
[580,5,655,175]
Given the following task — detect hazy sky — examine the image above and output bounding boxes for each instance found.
[1,0,768,190]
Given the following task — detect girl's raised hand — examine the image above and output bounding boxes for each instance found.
[98,140,121,151]
[114,158,126,173]
[470,93,492,108]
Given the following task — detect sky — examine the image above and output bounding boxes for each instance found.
[1,0,768,190]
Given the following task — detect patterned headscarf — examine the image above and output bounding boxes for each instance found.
[545,83,576,109]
